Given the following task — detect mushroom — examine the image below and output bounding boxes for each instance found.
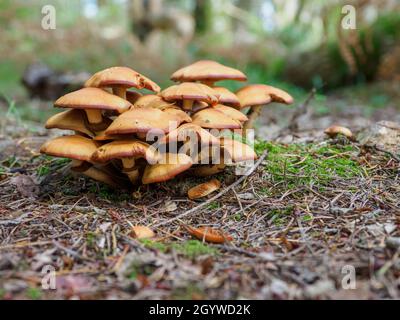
[171,60,247,87]
[161,123,220,146]
[192,148,227,177]
[133,94,174,109]
[105,106,190,137]
[160,82,219,111]
[84,66,160,99]
[220,137,258,163]
[40,135,117,187]
[236,84,293,131]
[213,87,241,108]
[91,139,159,183]
[142,153,193,184]
[54,87,131,132]
[191,108,242,129]
[45,109,96,137]
[188,179,221,200]
[126,91,143,104]
[324,125,353,139]
[213,104,248,123]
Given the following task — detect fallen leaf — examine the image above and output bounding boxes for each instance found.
[10,174,39,198]
[188,179,221,200]
[164,200,177,212]
[186,226,233,243]
[131,225,155,239]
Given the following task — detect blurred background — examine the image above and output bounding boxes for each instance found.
[0,0,399,139]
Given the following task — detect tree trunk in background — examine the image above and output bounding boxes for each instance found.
[194,0,213,34]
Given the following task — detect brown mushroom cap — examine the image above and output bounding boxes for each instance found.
[188,178,221,200]
[236,84,294,108]
[133,95,174,109]
[162,107,192,123]
[161,82,219,106]
[191,108,242,129]
[91,140,158,164]
[55,87,131,113]
[213,87,241,108]
[213,104,248,122]
[324,125,353,139]
[142,153,193,184]
[171,60,247,83]
[161,123,220,146]
[105,107,189,135]
[221,137,257,162]
[45,109,94,137]
[40,135,99,161]
[84,66,160,92]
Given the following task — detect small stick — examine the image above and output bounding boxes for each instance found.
[152,149,269,228]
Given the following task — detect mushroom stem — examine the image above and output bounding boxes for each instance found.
[122,158,136,169]
[113,87,126,100]
[242,105,262,133]
[85,109,103,124]
[125,168,140,184]
[182,100,194,111]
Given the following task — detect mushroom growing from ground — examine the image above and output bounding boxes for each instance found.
[161,82,219,111]
[171,60,247,87]
[91,140,159,184]
[142,153,193,184]
[324,125,353,140]
[213,87,241,108]
[54,87,131,132]
[40,135,117,187]
[236,84,294,132]
[85,66,160,99]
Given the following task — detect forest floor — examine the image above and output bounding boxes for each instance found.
[0,83,399,300]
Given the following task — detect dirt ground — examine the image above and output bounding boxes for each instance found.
[0,87,399,300]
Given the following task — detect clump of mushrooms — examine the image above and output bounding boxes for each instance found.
[41,62,293,199]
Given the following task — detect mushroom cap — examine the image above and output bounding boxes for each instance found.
[236,84,294,108]
[105,107,188,135]
[133,95,175,109]
[40,135,99,161]
[55,87,132,113]
[191,108,242,129]
[213,104,248,122]
[213,87,241,108]
[162,107,192,123]
[161,123,220,146]
[45,109,94,137]
[161,82,219,105]
[171,60,247,83]
[324,125,353,138]
[221,137,258,162]
[142,153,193,184]
[91,140,158,163]
[84,66,160,92]
[188,179,221,200]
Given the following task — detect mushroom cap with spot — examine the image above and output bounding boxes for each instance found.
[84,66,160,92]
[236,84,294,108]
[142,153,193,184]
[161,123,220,146]
[161,82,219,105]
[191,108,242,129]
[45,109,94,137]
[91,140,158,164]
[171,60,247,83]
[55,87,132,113]
[40,135,99,161]
[133,95,174,109]
[213,104,248,122]
[105,107,188,135]
[221,137,258,162]
[213,87,240,108]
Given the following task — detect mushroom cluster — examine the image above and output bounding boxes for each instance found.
[40,61,293,192]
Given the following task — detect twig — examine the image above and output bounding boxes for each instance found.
[366,144,400,162]
[152,149,269,228]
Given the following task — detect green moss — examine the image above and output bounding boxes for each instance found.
[26,287,42,300]
[171,283,204,300]
[140,239,218,259]
[207,202,220,210]
[255,141,363,189]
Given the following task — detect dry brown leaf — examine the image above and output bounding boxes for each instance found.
[186,226,233,244]
[131,226,155,239]
[188,179,221,200]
